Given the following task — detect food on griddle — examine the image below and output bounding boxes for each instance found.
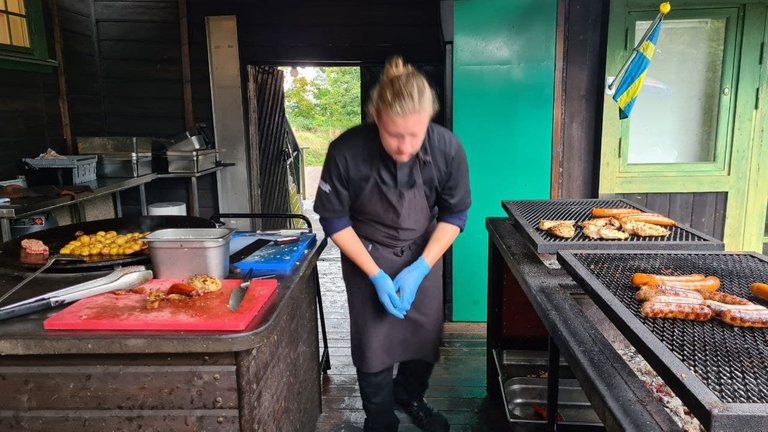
[617,213,676,227]
[20,238,49,255]
[719,308,768,327]
[631,273,706,288]
[620,220,671,237]
[703,301,766,318]
[591,208,642,218]
[750,283,768,302]
[640,301,713,321]
[582,225,629,240]
[694,290,752,305]
[187,274,223,293]
[635,285,704,302]
[59,230,149,257]
[547,222,575,239]
[538,219,575,230]
[166,283,201,297]
[579,217,620,229]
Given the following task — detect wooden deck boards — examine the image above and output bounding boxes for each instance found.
[314,246,507,431]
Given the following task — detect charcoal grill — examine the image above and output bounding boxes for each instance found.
[503,199,723,254]
[558,250,768,431]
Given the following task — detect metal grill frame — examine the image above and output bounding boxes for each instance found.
[502,199,724,254]
[558,250,768,431]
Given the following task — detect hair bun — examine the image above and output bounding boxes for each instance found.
[382,56,413,80]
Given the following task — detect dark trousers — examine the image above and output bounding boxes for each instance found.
[357,360,435,432]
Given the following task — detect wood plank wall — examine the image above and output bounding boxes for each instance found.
[617,192,728,241]
[0,3,64,179]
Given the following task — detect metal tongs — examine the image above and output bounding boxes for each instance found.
[0,254,84,305]
[0,265,153,321]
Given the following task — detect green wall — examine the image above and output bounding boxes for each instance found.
[453,0,556,321]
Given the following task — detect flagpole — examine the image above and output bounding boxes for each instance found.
[607,2,671,93]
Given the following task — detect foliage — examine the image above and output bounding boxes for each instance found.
[282,67,361,166]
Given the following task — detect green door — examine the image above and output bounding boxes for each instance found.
[601,1,768,251]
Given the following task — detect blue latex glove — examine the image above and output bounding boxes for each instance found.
[393,256,431,312]
[370,270,405,319]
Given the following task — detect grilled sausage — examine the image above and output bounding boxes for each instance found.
[591,208,642,218]
[719,309,768,328]
[750,283,768,302]
[166,283,200,297]
[704,300,767,318]
[618,213,677,227]
[642,296,704,305]
[635,276,721,292]
[635,285,704,302]
[631,273,706,288]
[640,301,712,321]
[694,290,752,305]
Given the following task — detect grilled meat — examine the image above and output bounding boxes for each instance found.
[621,220,671,237]
[547,222,575,239]
[538,219,575,230]
[579,217,620,229]
[597,227,630,240]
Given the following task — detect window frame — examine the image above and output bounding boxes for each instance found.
[0,0,56,72]
[617,7,740,178]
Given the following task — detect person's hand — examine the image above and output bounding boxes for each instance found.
[393,256,431,312]
[370,270,405,319]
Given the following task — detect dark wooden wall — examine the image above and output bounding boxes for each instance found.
[186,0,445,132]
[554,0,609,199]
[617,192,728,241]
[0,3,64,179]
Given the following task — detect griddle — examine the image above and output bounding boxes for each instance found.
[557,250,768,431]
[0,215,215,272]
[503,199,723,254]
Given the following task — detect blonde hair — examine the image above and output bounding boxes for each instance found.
[368,56,439,118]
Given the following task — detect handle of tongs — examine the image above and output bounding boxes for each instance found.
[0,258,55,305]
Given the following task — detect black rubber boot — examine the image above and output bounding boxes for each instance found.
[394,360,450,432]
[357,366,399,432]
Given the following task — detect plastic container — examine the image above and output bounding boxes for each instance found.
[23,156,98,185]
[144,228,235,279]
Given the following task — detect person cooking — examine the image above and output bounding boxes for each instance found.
[314,56,471,432]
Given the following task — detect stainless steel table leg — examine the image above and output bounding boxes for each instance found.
[189,177,200,217]
[1,219,10,242]
[139,184,148,216]
[547,337,560,432]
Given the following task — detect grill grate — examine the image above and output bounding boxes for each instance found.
[558,250,768,429]
[503,199,723,253]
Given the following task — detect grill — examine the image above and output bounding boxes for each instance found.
[558,250,768,431]
[503,199,723,254]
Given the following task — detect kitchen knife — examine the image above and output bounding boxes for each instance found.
[229,238,272,265]
[0,269,153,321]
[228,279,249,312]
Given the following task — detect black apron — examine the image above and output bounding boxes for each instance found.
[341,154,444,373]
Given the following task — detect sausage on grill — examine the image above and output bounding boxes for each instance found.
[591,208,642,218]
[694,290,752,305]
[704,300,767,318]
[640,301,713,321]
[631,273,706,288]
[750,283,768,302]
[635,285,704,302]
[719,309,768,328]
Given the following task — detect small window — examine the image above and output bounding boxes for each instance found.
[0,0,55,72]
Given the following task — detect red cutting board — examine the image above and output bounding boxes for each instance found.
[43,279,278,331]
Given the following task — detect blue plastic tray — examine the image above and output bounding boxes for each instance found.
[230,232,316,275]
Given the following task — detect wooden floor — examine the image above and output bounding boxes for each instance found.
[314,246,508,431]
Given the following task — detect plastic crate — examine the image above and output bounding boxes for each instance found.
[23,155,98,186]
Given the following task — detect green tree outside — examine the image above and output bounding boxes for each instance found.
[282,67,361,166]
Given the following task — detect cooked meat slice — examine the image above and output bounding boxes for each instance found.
[622,220,671,237]
[166,283,200,297]
[580,217,620,229]
[547,222,575,239]
[187,274,223,293]
[598,227,630,240]
[538,219,575,230]
[21,239,49,255]
[582,224,602,239]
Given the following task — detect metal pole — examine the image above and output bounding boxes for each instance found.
[607,2,671,93]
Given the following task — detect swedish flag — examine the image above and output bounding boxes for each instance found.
[613,21,663,119]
